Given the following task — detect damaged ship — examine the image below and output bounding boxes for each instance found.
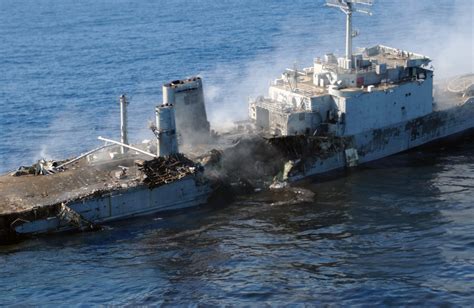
[0,81,217,243]
[1,0,473,244]
[247,0,474,182]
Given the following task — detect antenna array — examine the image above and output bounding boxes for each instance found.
[325,0,374,63]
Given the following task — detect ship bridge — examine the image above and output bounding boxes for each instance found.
[250,43,433,134]
[249,1,435,137]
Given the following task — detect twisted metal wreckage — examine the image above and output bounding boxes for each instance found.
[1,0,473,244]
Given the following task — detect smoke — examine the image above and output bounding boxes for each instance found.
[201,0,472,130]
[200,12,330,130]
[377,0,473,79]
[31,110,85,163]
[198,136,286,190]
[6,0,470,173]
[31,102,119,165]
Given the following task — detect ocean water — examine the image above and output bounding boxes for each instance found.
[0,0,473,305]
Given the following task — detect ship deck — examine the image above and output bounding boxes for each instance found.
[272,69,403,101]
[0,156,144,216]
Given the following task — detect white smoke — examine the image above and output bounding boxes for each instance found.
[11,0,471,172]
[201,12,332,130]
[378,0,473,79]
[201,0,473,129]
[31,106,91,163]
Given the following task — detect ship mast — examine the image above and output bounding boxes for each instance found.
[345,4,353,60]
[326,0,373,64]
[119,94,129,154]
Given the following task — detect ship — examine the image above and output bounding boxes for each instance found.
[0,80,220,244]
[1,0,473,244]
[245,0,474,183]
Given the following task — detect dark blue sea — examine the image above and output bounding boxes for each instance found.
[1,0,473,305]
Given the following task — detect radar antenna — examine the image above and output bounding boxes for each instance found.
[325,0,373,63]
[284,63,305,92]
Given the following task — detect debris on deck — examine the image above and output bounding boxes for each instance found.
[138,153,199,188]
[11,159,69,176]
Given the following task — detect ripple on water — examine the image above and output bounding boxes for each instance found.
[1,0,474,305]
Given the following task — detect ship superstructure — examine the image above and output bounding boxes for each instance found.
[0,92,214,243]
[1,0,472,244]
[250,44,432,137]
[246,0,473,180]
[250,0,433,138]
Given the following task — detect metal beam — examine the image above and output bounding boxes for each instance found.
[55,144,113,169]
[98,136,158,158]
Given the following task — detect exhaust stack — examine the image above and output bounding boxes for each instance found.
[162,77,210,145]
[155,104,179,157]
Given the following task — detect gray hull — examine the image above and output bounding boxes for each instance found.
[13,176,212,236]
[290,99,474,181]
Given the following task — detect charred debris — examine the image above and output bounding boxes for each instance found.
[3,0,473,244]
[7,76,347,192]
[0,77,349,244]
[138,154,199,189]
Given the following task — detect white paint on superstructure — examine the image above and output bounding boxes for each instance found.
[250,43,433,138]
[339,76,434,135]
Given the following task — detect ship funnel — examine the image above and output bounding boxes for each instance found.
[162,77,210,146]
[155,104,179,157]
[119,94,129,154]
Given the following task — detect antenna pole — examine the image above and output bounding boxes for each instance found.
[345,5,353,61]
[119,94,129,154]
[326,1,373,65]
